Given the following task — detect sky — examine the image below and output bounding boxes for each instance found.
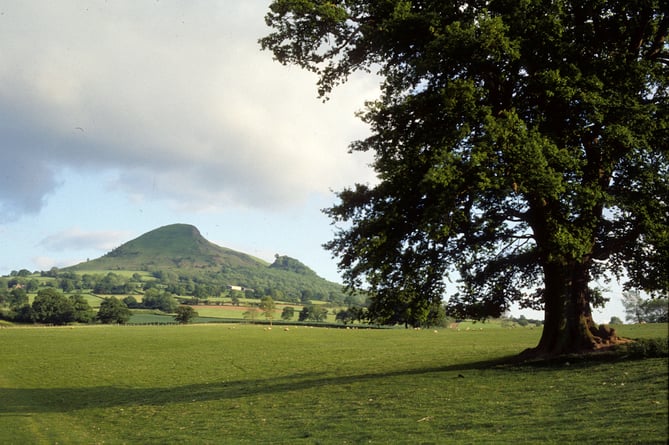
[0,1,626,323]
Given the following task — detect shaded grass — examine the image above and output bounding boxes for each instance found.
[1,324,666,444]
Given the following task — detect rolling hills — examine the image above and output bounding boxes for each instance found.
[60,223,347,302]
[68,223,269,272]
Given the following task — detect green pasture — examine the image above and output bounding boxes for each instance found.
[1,324,666,444]
[192,304,332,322]
[60,270,156,280]
[24,292,105,307]
[128,305,345,325]
[193,305,281,320]
[78,292,106,308]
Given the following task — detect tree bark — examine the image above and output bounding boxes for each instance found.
[525,260,603,357]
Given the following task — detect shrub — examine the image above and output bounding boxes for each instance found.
[620,338,669,358]
[123,296,141,308]
[12,304,36,323]
[609,316,624,325]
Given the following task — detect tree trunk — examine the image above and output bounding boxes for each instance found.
[524,260,607,358]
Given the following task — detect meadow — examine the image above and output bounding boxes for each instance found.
[1,323,666,444]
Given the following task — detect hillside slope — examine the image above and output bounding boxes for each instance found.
[63,224,345,301]
[69,224,268,271]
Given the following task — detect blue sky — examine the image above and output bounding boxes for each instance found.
[0,1,376,279]
[0,1,626,322]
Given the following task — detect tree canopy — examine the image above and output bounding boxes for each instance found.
[174,306,199,324]
[622,291,668,323]
[262,0,668,355]
[97,297,132,324]
[259,296,277,324]
[32,288,75,325]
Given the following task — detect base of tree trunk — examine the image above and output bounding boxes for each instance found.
[519,324,634,360]
[591,324,636,347]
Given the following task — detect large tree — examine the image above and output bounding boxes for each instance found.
[97,297,132,324]
[259,296,277,325]
[261,1,668,356]
[622,290,669,323]
[32,288,75,325]
[174,305,199,324]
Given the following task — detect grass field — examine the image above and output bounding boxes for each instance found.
[1,323,666,444]
[123,303,343,324]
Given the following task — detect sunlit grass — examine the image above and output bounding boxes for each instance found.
[1,324,666,444]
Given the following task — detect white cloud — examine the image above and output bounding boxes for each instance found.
[0,1,378,220]
[31,255,81,271]
[39,227,131,252]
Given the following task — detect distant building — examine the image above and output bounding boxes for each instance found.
[227,285,254,292]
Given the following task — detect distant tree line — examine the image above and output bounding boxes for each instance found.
[0,283,185,325]
[0,287,95,325]
[5,267,357,305]
[622,291,668,324]
[298,304,329,322]
[501,315,544,328]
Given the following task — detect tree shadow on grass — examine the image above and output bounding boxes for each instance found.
[0,356,514,414]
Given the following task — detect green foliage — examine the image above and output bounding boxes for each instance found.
[364,290,447,328]
[0,280,94,325]
[79,224,268,271]
[122,295,140,308]
[25,279,39,292]
[8,287,28,308]
[622,291,669,323]
[97,297,131,324]
[11,304,35,323]
[259,296,276,323]
[639,298,669,323]
[280,306,295,320]
[299,289,312,304]
[32,288,75,325]
[609,316,624,325]
[37,224,348,304]
[0,279,7,301]
[262,1,669,354]
[618,338,669,359]
[503,315,543,328]
[93,272,134,294]
[298,304,328,322]
[243,306,260,321]
[335,307,362,324]
[269,255,317,276]
[174,306,198,324]
[142,289,179,313]
[68,294,94,323]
